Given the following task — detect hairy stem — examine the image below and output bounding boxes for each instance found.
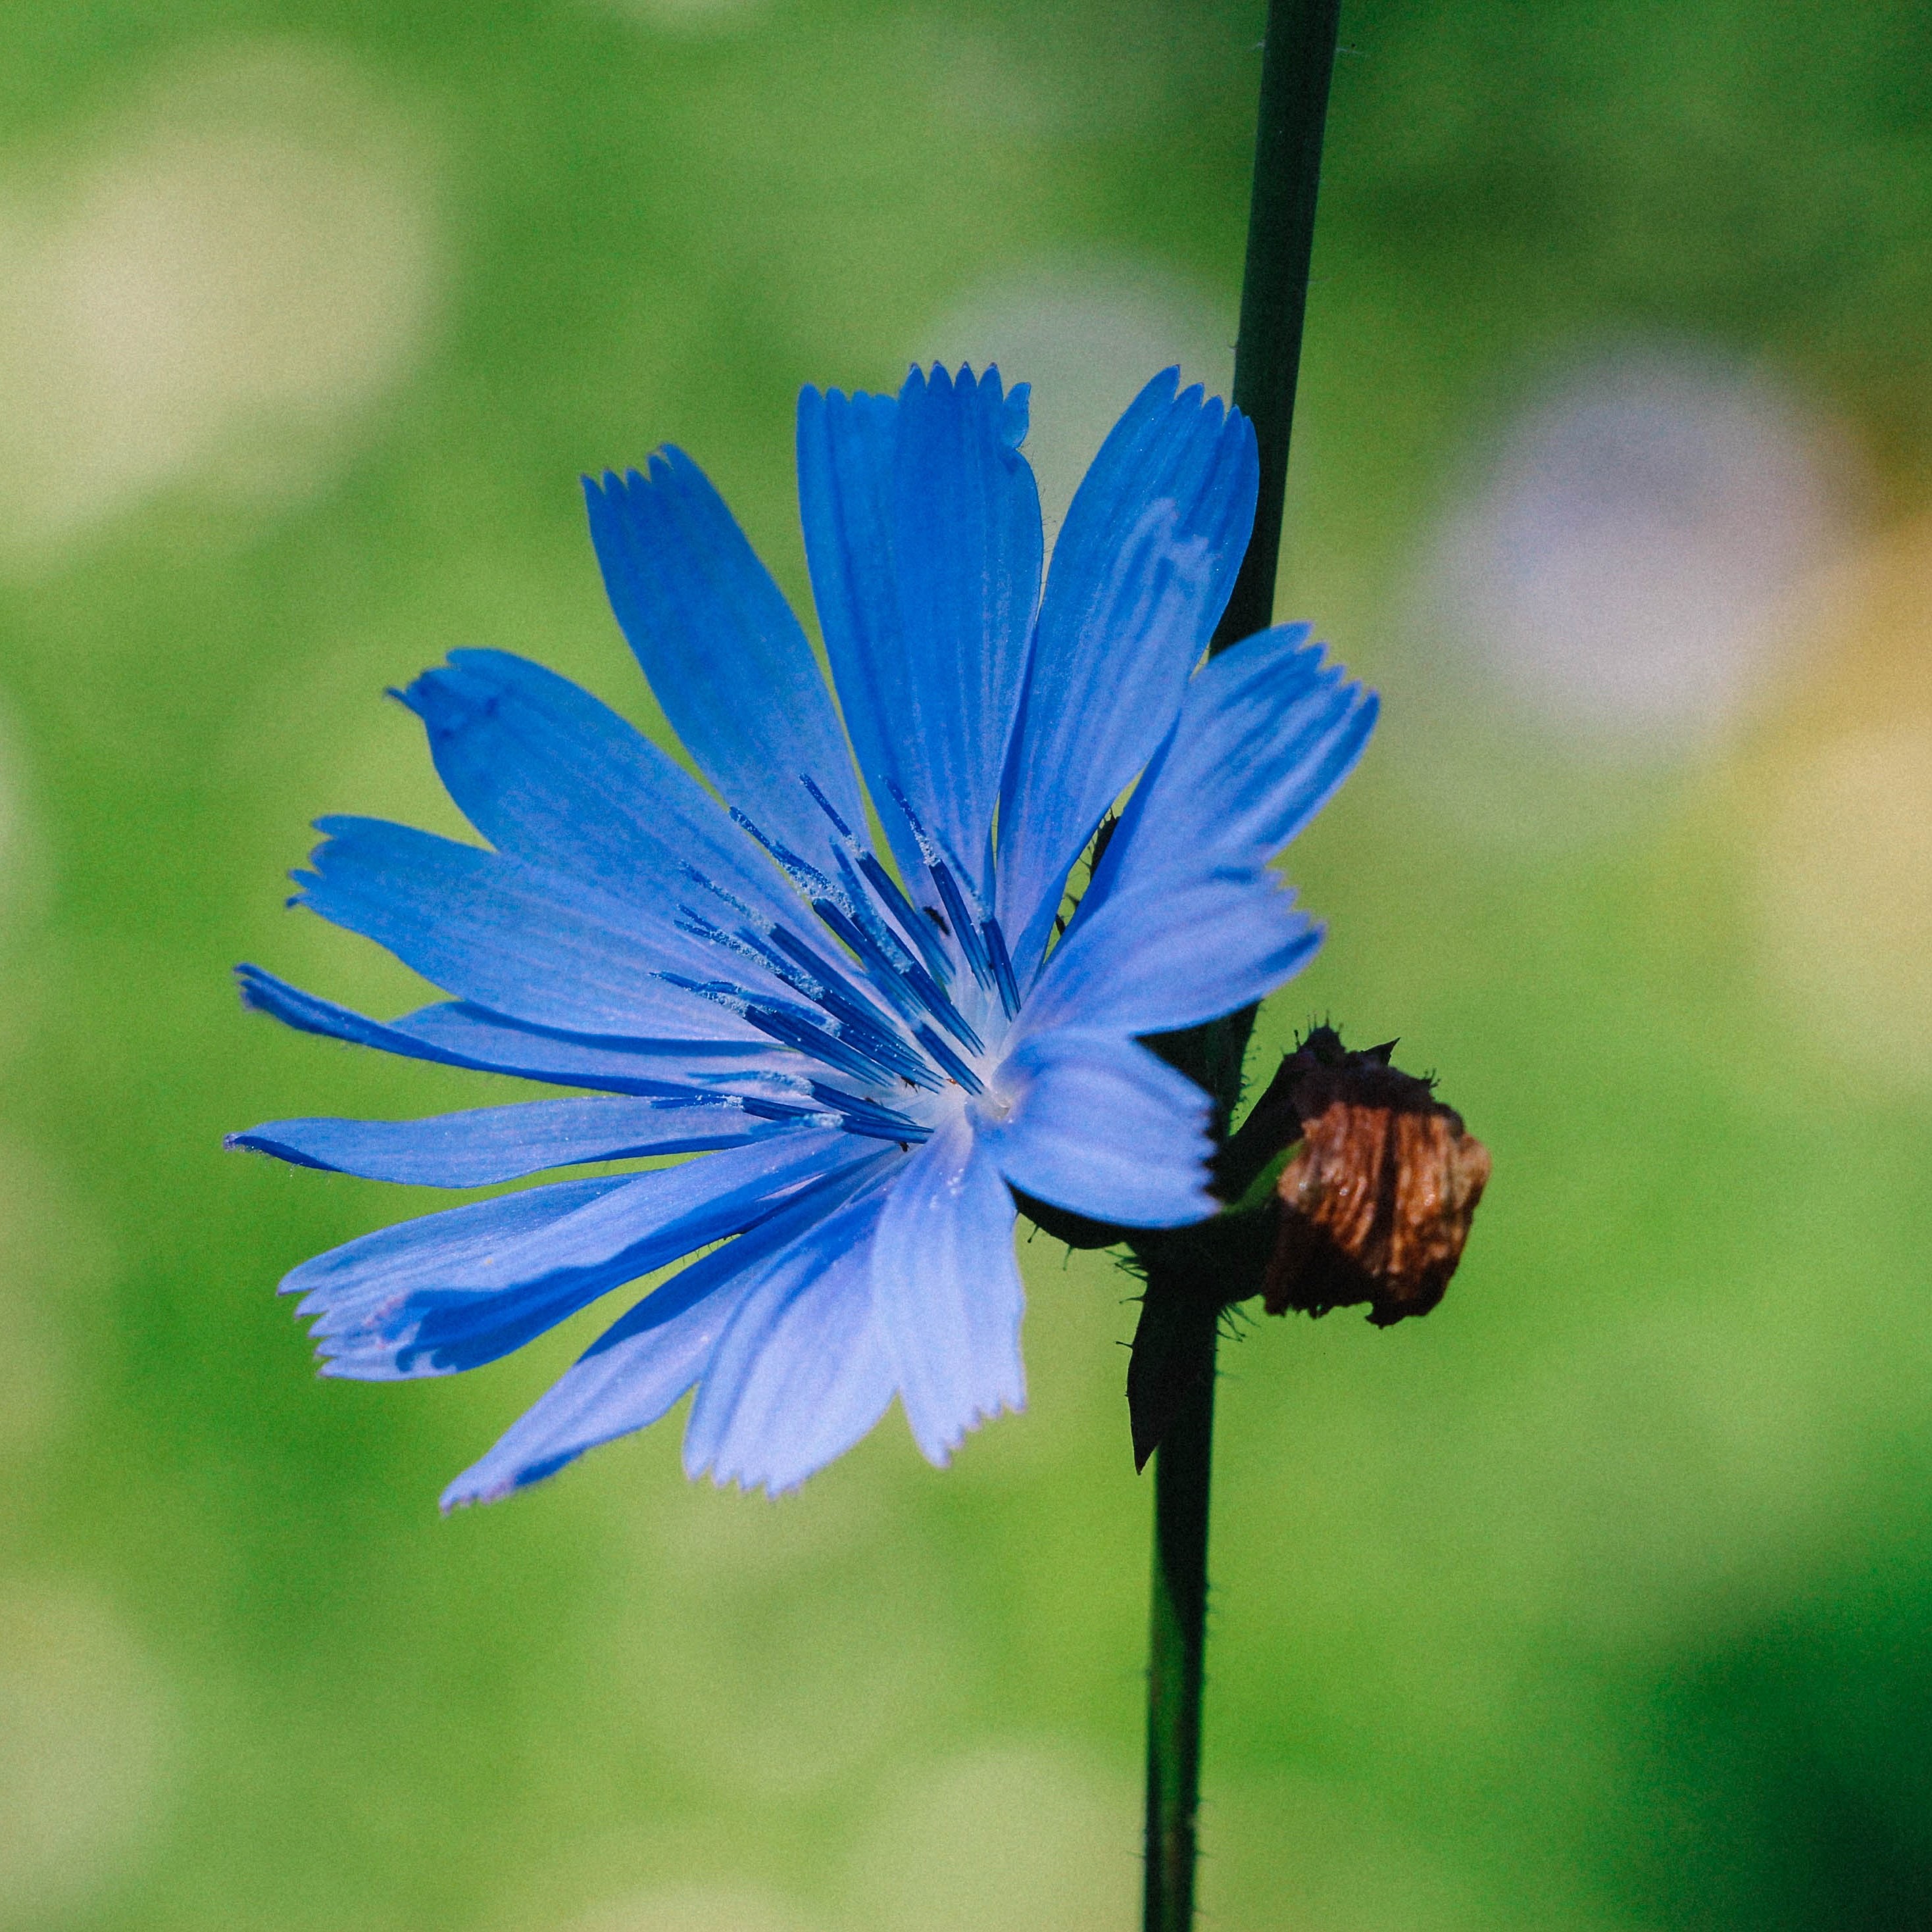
[1141,5,1341,1928]
[1142,1323,1217,1932]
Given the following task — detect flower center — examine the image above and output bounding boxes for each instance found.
[656,776,1024,1145]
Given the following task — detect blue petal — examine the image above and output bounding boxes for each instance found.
[798,367,1040,901]
[285,1131,863,1379]
[795,384,921,884]
[995,371,1259,980]
[1020,868,1320,1037]
[1090,626,1377,903]
[235,966,794,1095]
[583,449,867,869]
[683,1182,901,1494]
[870,1110,1024,1466]
[891,365,1041,897]
[386,998,796,1087]
[397,650,799,926]
[438,1161,889,1508]
[291,1174,626,1378]
[228,1095,786,1187]
[977,1029,1215,1227]
[292,818,769,1043]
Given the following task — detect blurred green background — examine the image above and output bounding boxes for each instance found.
[3,2,1931,1927]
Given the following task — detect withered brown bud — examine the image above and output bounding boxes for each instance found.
[1258,1027,1490,1327]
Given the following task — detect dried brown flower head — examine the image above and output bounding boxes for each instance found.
[1256,1027,1490,1327]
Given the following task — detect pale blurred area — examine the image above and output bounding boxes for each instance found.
[1427,347,1848,751]
[3,4,1932,1929]
[1752,518,1932,1089]
[0,41,440,569]
[0,1583,174,1931]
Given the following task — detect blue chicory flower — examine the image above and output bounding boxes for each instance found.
[230,365,1377,1506]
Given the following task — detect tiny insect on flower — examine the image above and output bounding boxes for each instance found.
[228,365,1377,1504]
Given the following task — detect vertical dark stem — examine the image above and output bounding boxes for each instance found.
[1141,5,1341,1929]
[1212,0,1344,664]
[1197,0,1343,1095]
[1141,1308,1217,1932]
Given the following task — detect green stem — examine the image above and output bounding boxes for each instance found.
[1141,1293,1218,1932]
[1141,5,1340,1929]
[1214,0,1343,664]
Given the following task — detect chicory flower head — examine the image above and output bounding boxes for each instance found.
[230,365,1376,1506]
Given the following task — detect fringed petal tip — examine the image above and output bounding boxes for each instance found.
[438,1449,577,1516]
[905,1385,1028,1472]
[686,1458,814,1502]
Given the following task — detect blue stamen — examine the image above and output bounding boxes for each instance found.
[678,911,823,999]
[733,1094,837,1127]
[857,851,953,986]
[983,914,1022,1020]
[812,900,937,1034]
[678,901,938,1093]
[760,923,912,1049]
[828,850,912,969]
[915,1023,985,1096]
[730,806,845,910]
[817,864,985,1054]
[812,1086,931,1141]
[788,973,936,1087]
[802,820,979,1045]
[679,782,1008,1108]
[676,863,766,930]
[928,855,996,995]
[799,772,856,841]
[805,1077,920,1122]
[806,798,955,997]
[881,781,1000,997]
[884,778,996,983]
[743,1004,906,1086]
[660,976,938,1091]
